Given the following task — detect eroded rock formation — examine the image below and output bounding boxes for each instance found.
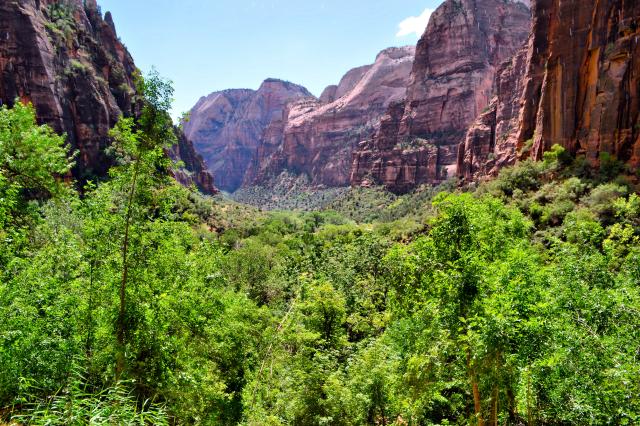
[457,0,640,181]
[457,45,529,181]
[524,0,640,167]
[0,0,216,193]
[247,46,415,188]
[350,0,531,193]
[169,129,217,194]
[184,80,312,192]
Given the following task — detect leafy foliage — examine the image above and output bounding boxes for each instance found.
[1,92,639,426]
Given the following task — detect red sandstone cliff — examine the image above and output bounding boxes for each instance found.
[457,45,529,181]
[350,0,531,193]
[525,0,640,167]
[246,46,415,188]
[169,129,217,194]
[0,0,216,193]
[458,0,640,181]
[184,80,312,192]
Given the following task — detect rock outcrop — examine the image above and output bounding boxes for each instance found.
[0,0,135,181]
[457,45,529,181]
[169,129,217,194]
[457,0,640,180]
[247,46,415,188]
[350,0,531,193]
[184,80,312,192]
[0,0,216,193]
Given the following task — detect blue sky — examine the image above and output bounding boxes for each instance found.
[98,0,442,118]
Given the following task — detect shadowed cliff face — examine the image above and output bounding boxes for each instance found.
[169,129,217,194]
[526,0,640,167]
[0,0,216,193]
[184,80,312,192]
[0,0,135,181]
[247,46,415,188]
[457,45,529,181]
[350,0,531,193]
[457,0,640,181]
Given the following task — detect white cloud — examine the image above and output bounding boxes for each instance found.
[396,8,434,38]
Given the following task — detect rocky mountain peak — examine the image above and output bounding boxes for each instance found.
[184,79,312,192]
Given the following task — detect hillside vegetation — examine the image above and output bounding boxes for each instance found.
[1,76,639,425]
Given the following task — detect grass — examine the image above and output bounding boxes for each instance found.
[6,372,169,426]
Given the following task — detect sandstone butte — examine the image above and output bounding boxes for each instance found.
[0,0,216,194]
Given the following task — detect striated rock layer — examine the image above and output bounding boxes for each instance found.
[350,0,531,193]
[457,45,529,181]
[0,0,215,193]
[184,80,312,192]
[248,46,415,188]
[524,0,640,167]
[458,0,640,181]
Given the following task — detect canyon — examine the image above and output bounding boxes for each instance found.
[190,0,639,196]
[350,0,531,192]
[0,0,216,193]
[186,46,415,192]
[2,0,638,196]
[189,0,532,194]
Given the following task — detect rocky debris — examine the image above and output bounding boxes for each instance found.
[350,0,531,193]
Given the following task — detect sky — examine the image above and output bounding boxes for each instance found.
[98,0,442,119]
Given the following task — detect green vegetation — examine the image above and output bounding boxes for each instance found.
[1,75,639,424]
[45,2,77,48]
[231,172,350,211]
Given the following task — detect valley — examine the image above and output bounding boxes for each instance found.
[0,0,639,424]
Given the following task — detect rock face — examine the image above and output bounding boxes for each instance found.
[169,129,217,194]
[0,0,215,193]
[0,0,135,181]
[457,45,529,181]
[247,46,415,188]
[350,0,531,193]
[184,80,312,192]
[523,0,640,167]
[458,0,640,180]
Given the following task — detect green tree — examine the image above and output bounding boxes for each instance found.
[107,69,176,380]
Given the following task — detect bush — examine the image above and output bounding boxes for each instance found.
[598,152,626,182]
[583,183,628,224]
[563,209,606,247]
[492,160,542,196]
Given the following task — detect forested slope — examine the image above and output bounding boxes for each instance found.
[1,77,639,424]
